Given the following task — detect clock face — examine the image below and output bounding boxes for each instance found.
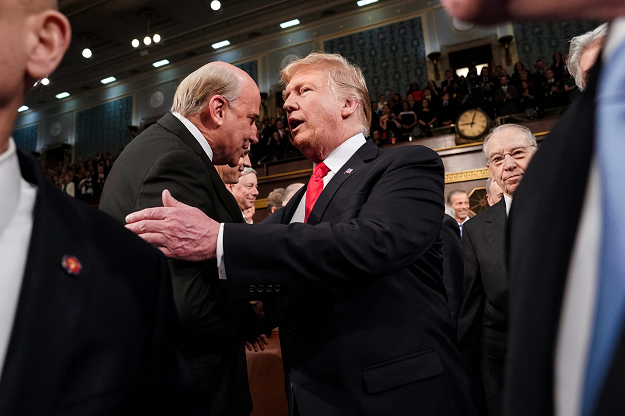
[456,109,489,139]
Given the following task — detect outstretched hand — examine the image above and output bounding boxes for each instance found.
[125,190,220,261]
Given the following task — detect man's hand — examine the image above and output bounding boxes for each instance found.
[245,334,269,352]
[249,300,266,321]
[125,190,220,261]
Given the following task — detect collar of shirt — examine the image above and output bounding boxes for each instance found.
[172,112,214,162]
[459,216,470,225]
[316,133,367,176]
[504,193,513,217]
[604,18,625,62]
[0,139,21,234]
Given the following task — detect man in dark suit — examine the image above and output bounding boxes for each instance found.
[457,124,536,416]
[442,214,464,330]
[0,0,201,414]
[126,52,477,416]
[443,1,625,415]
[100,62,264,415]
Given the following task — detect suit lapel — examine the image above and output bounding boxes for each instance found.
[0,152,91,414]
[307,140,379,226]
[282,184,307,224]
[157,113,243,223]
[484,198,507,278]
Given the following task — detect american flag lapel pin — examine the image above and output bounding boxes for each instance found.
[344,168,353,175]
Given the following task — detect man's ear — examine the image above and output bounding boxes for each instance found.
[341,96,360,119]
[25,10,71,81]
[203,95,228,127]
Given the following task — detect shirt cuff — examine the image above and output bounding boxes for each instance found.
[217,223,227,280]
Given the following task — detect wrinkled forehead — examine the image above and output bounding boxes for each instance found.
[487,131,531,154]
[284,66,329,94]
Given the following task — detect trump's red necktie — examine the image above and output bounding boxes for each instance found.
[304,162,330,222]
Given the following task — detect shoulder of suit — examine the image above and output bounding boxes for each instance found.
[379,144,441,165]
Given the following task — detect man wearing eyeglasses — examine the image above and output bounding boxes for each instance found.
[457,124,537,416]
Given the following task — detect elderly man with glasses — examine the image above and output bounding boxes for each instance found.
[457,124,537,416]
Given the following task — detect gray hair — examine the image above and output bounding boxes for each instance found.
[446,190,468,206]
[567,23,608,91]
[482,124,537,161]
[241,167,257,176]
[283,183,304,206]
[172,63,242,116]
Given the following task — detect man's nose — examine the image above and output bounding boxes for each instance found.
[503,154,516,169]
[252,187,259,196]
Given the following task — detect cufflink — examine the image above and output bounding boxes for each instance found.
[274,285,282,293]
[248,285,256,293]
[257,285,265,293]
[266,285,273,293]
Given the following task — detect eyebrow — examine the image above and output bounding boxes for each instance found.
[248,113,259,119]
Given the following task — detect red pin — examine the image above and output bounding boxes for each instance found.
[61,255,82,276]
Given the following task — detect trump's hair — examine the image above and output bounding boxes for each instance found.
[280,52,372,136]
[172,63,241,116]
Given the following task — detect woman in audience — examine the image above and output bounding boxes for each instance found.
[552,52,565,80]
[519,80,537,118]
[379,104,402,142]
[428,80,441,97]
[418,98,438,137]
[407,83,423,100]
[399,101,418,139]
[511,61,527,86]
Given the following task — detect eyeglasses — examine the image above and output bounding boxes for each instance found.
[488,146,533,166]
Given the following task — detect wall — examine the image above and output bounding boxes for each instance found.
[13,125,38,154]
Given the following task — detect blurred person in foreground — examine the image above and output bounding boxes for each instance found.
[444,0,625,415]
[0,0,202,414]
[486,177,504,206]
[125,52,477,416]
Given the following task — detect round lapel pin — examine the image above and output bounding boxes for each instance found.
[61,255,82,276]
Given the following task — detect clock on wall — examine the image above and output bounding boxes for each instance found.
[455,109,490,143]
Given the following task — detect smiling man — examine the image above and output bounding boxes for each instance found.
[447,190,471,236]
[227,167,259,221]
[100,62,264,416]
[457,124,537,416]
[125,52,476,416]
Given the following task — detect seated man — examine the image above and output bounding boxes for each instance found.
[494,75,519,115]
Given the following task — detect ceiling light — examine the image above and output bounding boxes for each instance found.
[101,76,116,84]
[41,78,49,86]
[280,19,300,29]
[357,0,378,5]
[132,38,140,48]
[56,92,70,99]
[212,40,230,49]
[82,48,92,58]
[18,105,29,113]
[153,34,161,43]
[152,59,169,68]
[144,36,152,46]
[210,0,221,10]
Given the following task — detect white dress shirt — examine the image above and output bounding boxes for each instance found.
[555,19,625,416]
[172,112,214,162]
[503,193,512,217]
[0,138,38,376]
[218,133,367,279]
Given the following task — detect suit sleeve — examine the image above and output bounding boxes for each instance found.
[223,147,444,298]
[441,216,464,330]
[457,222,484,372]
[140,150,261,341]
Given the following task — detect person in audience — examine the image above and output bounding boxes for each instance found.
[399,101,418,138]
[551,52,565,80]
[405,93,417,111]
[227,167,259,220]
[418,98,438,135]
[531,59,547,88]
[379,104,402,141]
[567,22,608,90]
[511,62,527,86]
[100,61,265,416]
[447,190,470,236]
[61,171,75,197]
[282,182,304,206]
[0,0,202,414]
[243,205,255,224]
[458,124,537,416]
[125,51,477,416]
[423,86,442,110]
[485,176,504,206]
[266,188,285,215]
[388,91,403,115]
[428,79,442,97]
[377,93,387,109]
[370,128,383,145]
[542,68,567,108]
[442,69,458,95]
[519,80,537,117]
[479,66,497,100]
[215,152,252,185]
[406,82,421,100]
[494,75,519,115]
[371,101,382,127]
[439,92,458,126]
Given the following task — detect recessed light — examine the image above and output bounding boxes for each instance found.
[212,40,230,49]
[144,36,152,46]
[210,0,221,10]
[41,78,50,86]
[280,19,300,29]
[153,34,161,43]
[357,0,378,6]
[56,92,70,99]
[152,59,170,68]
[101,77,116,84]
[132,38,140,48]
[18,105,29,112]
[82,48,92,58]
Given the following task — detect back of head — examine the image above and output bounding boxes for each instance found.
[171,62,242,116]
[283,183,305,206]
[567,23,607,90]
[267,188,285,211]
[280,52,372,136]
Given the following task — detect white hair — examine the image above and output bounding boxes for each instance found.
[567,23,608,91]
[241,167,257,176]
[482,124,537,161]
[283,183,304,206]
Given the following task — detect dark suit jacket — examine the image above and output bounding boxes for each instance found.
[442,214,464,331]
[458,198,508,416]
[221,140,477,416]
[4,150,201,415]
[100,112,261,413]
[504,53,625,416]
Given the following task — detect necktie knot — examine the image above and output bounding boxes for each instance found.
[313,162,330,179]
